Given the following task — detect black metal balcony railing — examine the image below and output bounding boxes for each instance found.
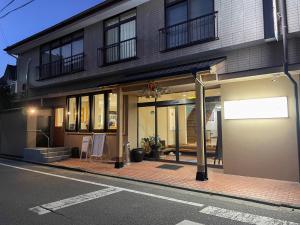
[98,37,137,66]
[159,11,218,52]
[37,53,84,80]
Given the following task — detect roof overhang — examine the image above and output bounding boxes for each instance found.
[5,0,150,54]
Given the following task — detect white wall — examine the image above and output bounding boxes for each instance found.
[221,76,300,181]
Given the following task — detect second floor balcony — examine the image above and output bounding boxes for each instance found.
[37,53,84,80]
[159,11,218,52]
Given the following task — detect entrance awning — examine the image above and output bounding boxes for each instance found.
[98,57,226,87]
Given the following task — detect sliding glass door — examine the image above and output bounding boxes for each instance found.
[157,106,178,162]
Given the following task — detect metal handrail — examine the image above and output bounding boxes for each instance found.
[26,130,50,148]
[159,11,218,31]
[37,53,84,80]
[98,37,137,66]
[159,11,218,51]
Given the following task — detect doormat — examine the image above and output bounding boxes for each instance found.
[157,164,183,170]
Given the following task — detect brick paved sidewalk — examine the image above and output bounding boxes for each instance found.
[50,159,300,208]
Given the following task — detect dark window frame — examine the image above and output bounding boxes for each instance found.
[102,8,137,65]
[65,96,79,132]
[161,0,216,51]
[66,91,117,133]
[39,30,84,80]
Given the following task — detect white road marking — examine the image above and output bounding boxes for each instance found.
[176,220,204,225]
[1,162,298,225]
[0,162,204,212]
[29,187,121,215]
[200,206,299,225]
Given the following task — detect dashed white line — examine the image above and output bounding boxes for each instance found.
[200,206,299,225]
[176,220,204,225]
[29,187,122,215]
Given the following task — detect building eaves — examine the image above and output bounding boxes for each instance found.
[4,0,121,52]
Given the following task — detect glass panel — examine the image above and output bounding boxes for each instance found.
[50,47,61,76]
[105,17,119,27]
[72,38,84,71]
[120,20,136,59]
[205,100,222,166]
[61,43,72,74]
[67,97,77,131]
[105,27,119,63]
[178,104,197,163]
[138,106,155,156]
[41,49,50,78]
[120,9,136,21]
[166,2,187,26]
[106,27,119,45]
[156,91,195,101]
[157,106,177,161]
[41,50,50,65]
[80,96,90,130]
[72,38,83,55]
[108,93,117,130]
[190,0,214,18]
[166,2,188,48]
[120,20,136,41]
[190,0,215,42]
[93,94,105,130]
[50,47,61,62]
[55,108,64,127]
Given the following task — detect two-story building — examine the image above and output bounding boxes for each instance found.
[1,0,300,182]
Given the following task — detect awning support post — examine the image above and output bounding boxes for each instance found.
[194,71,208,181]
[115,86,124,169]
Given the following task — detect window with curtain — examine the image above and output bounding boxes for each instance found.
[80,96,90,131]
[104,9,136,64]
[165,0,215,49]
[66,92,118,132]
[108,93,117,130]
[93,94,105,130]
[67,97,77,131]
[55,108,64,127]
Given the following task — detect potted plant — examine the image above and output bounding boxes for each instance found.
[141,136,162,158]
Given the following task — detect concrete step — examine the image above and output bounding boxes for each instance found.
[37,147,69,154]
[41,154,71,163]
[41,150,71,158]
[24,147,71,163]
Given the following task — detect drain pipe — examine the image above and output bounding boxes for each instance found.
[280,0,300,181]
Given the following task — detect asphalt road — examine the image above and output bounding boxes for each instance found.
[0,158,299,225]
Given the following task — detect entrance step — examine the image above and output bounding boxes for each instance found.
[41,154,71,163]
[24,147,71,163]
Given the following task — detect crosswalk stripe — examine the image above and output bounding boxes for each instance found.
[200,206,299,225]
[29,187,121,215]
[176,220,204,225]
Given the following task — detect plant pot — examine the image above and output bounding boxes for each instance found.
[131,148,144,162]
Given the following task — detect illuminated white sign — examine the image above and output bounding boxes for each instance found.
[224,97,288,119]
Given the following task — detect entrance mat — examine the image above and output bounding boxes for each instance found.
[157,164,183,170]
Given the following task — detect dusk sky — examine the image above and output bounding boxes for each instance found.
[0,0,103,77]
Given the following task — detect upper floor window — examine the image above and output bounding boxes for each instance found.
[39,30,84,80]
[160,0,216,51]
[103,9,137,65]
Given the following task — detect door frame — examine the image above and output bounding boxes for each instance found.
[138,99,195,163]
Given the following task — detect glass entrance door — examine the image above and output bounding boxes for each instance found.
[157,106,178,162]
[157,104,197,163]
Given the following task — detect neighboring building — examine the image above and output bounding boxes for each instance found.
[1,0,300,181]
[0,64,17,95]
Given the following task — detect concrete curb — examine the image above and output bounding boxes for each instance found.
[1,155,299,210]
